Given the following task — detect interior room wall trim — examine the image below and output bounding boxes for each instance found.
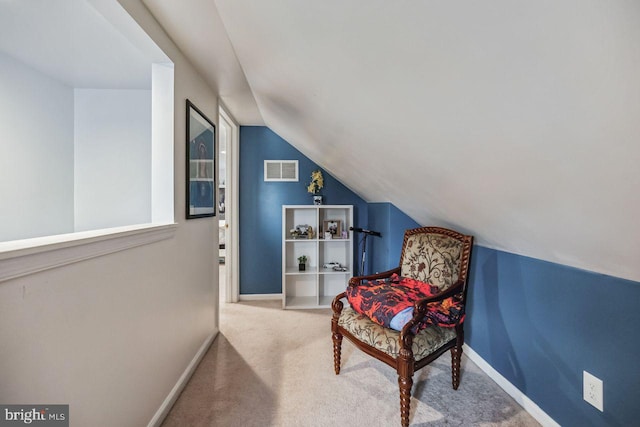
[467,245,640,426]
[238,293,283,301]
[463,344,560,427]
[0,223,176,283]
[147,331,218,427]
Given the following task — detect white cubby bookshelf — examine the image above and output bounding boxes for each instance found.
[282,205,354,309]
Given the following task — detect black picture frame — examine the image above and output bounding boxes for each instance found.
[186,99,216,219]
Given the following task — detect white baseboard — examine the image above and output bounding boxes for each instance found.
[463,344,560,427]
[147,329,218,427]
[239,293,282,301]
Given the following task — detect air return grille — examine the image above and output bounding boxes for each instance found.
[264,160,298,181]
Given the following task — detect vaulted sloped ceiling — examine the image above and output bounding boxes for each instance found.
[143,0,640,282]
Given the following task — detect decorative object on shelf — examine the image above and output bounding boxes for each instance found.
[323,220,342,238]
[307,169,324,205]
[298,255,308,271]
[293,224,311,238]
[186,99,216,219]
[323,262,340,269]
[323,262,347,272]
[324,231,332,240]
[307,226,314,239]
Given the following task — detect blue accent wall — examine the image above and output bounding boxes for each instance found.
[366,203,420,275]
[389,204,421,267]
[238,125,640,426]
[467,246,640,426]
[239,126,368,294]
[363,203,390,275]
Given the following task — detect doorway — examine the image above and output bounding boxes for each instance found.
[218,105,238,303]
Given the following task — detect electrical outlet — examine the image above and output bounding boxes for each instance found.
[583,371,604,411]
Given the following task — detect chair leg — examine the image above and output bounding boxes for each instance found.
[332,332,343,375]
[398,374,413,427]
[451,346,462,390]
[451,324,464,390]
[397,349,414,427]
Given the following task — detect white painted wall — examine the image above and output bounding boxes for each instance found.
[74,88,152,231]
[0,1,219,426]
[0,52,75,242]
[151,62,175,224]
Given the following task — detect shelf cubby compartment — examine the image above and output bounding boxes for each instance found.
[284,274,318,309]
[282,205,354,309]
[284,207,317,240]
[319,274,349,307]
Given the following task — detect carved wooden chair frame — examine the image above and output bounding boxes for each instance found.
[331,227,473,427]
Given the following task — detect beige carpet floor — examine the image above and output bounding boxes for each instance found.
[161,300,540,427]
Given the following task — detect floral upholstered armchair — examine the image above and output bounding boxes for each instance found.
[331,227,473,427]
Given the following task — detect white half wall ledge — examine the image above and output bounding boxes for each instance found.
[0,223,177,283]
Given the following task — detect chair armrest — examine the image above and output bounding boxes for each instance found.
[414,279,465,309]
[331,291,347,317]
[400,279,466,341]
[348,267,401,287]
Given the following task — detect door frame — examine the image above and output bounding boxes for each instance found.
[219,103,239,303]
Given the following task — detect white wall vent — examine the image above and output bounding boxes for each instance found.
[264,160,298,181]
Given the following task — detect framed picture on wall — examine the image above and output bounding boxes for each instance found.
[323,220,342,238]
[186,99,216,219]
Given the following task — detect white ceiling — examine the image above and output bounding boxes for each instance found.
[141,0,263,124]
[0,0,167,89]
[144,0,640,282]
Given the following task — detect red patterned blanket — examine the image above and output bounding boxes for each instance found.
[346,274,463,331]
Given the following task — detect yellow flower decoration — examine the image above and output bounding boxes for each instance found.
[307,170,324,194]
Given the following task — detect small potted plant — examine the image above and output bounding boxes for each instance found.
[307,170,324,205]
[297,255,308,271]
